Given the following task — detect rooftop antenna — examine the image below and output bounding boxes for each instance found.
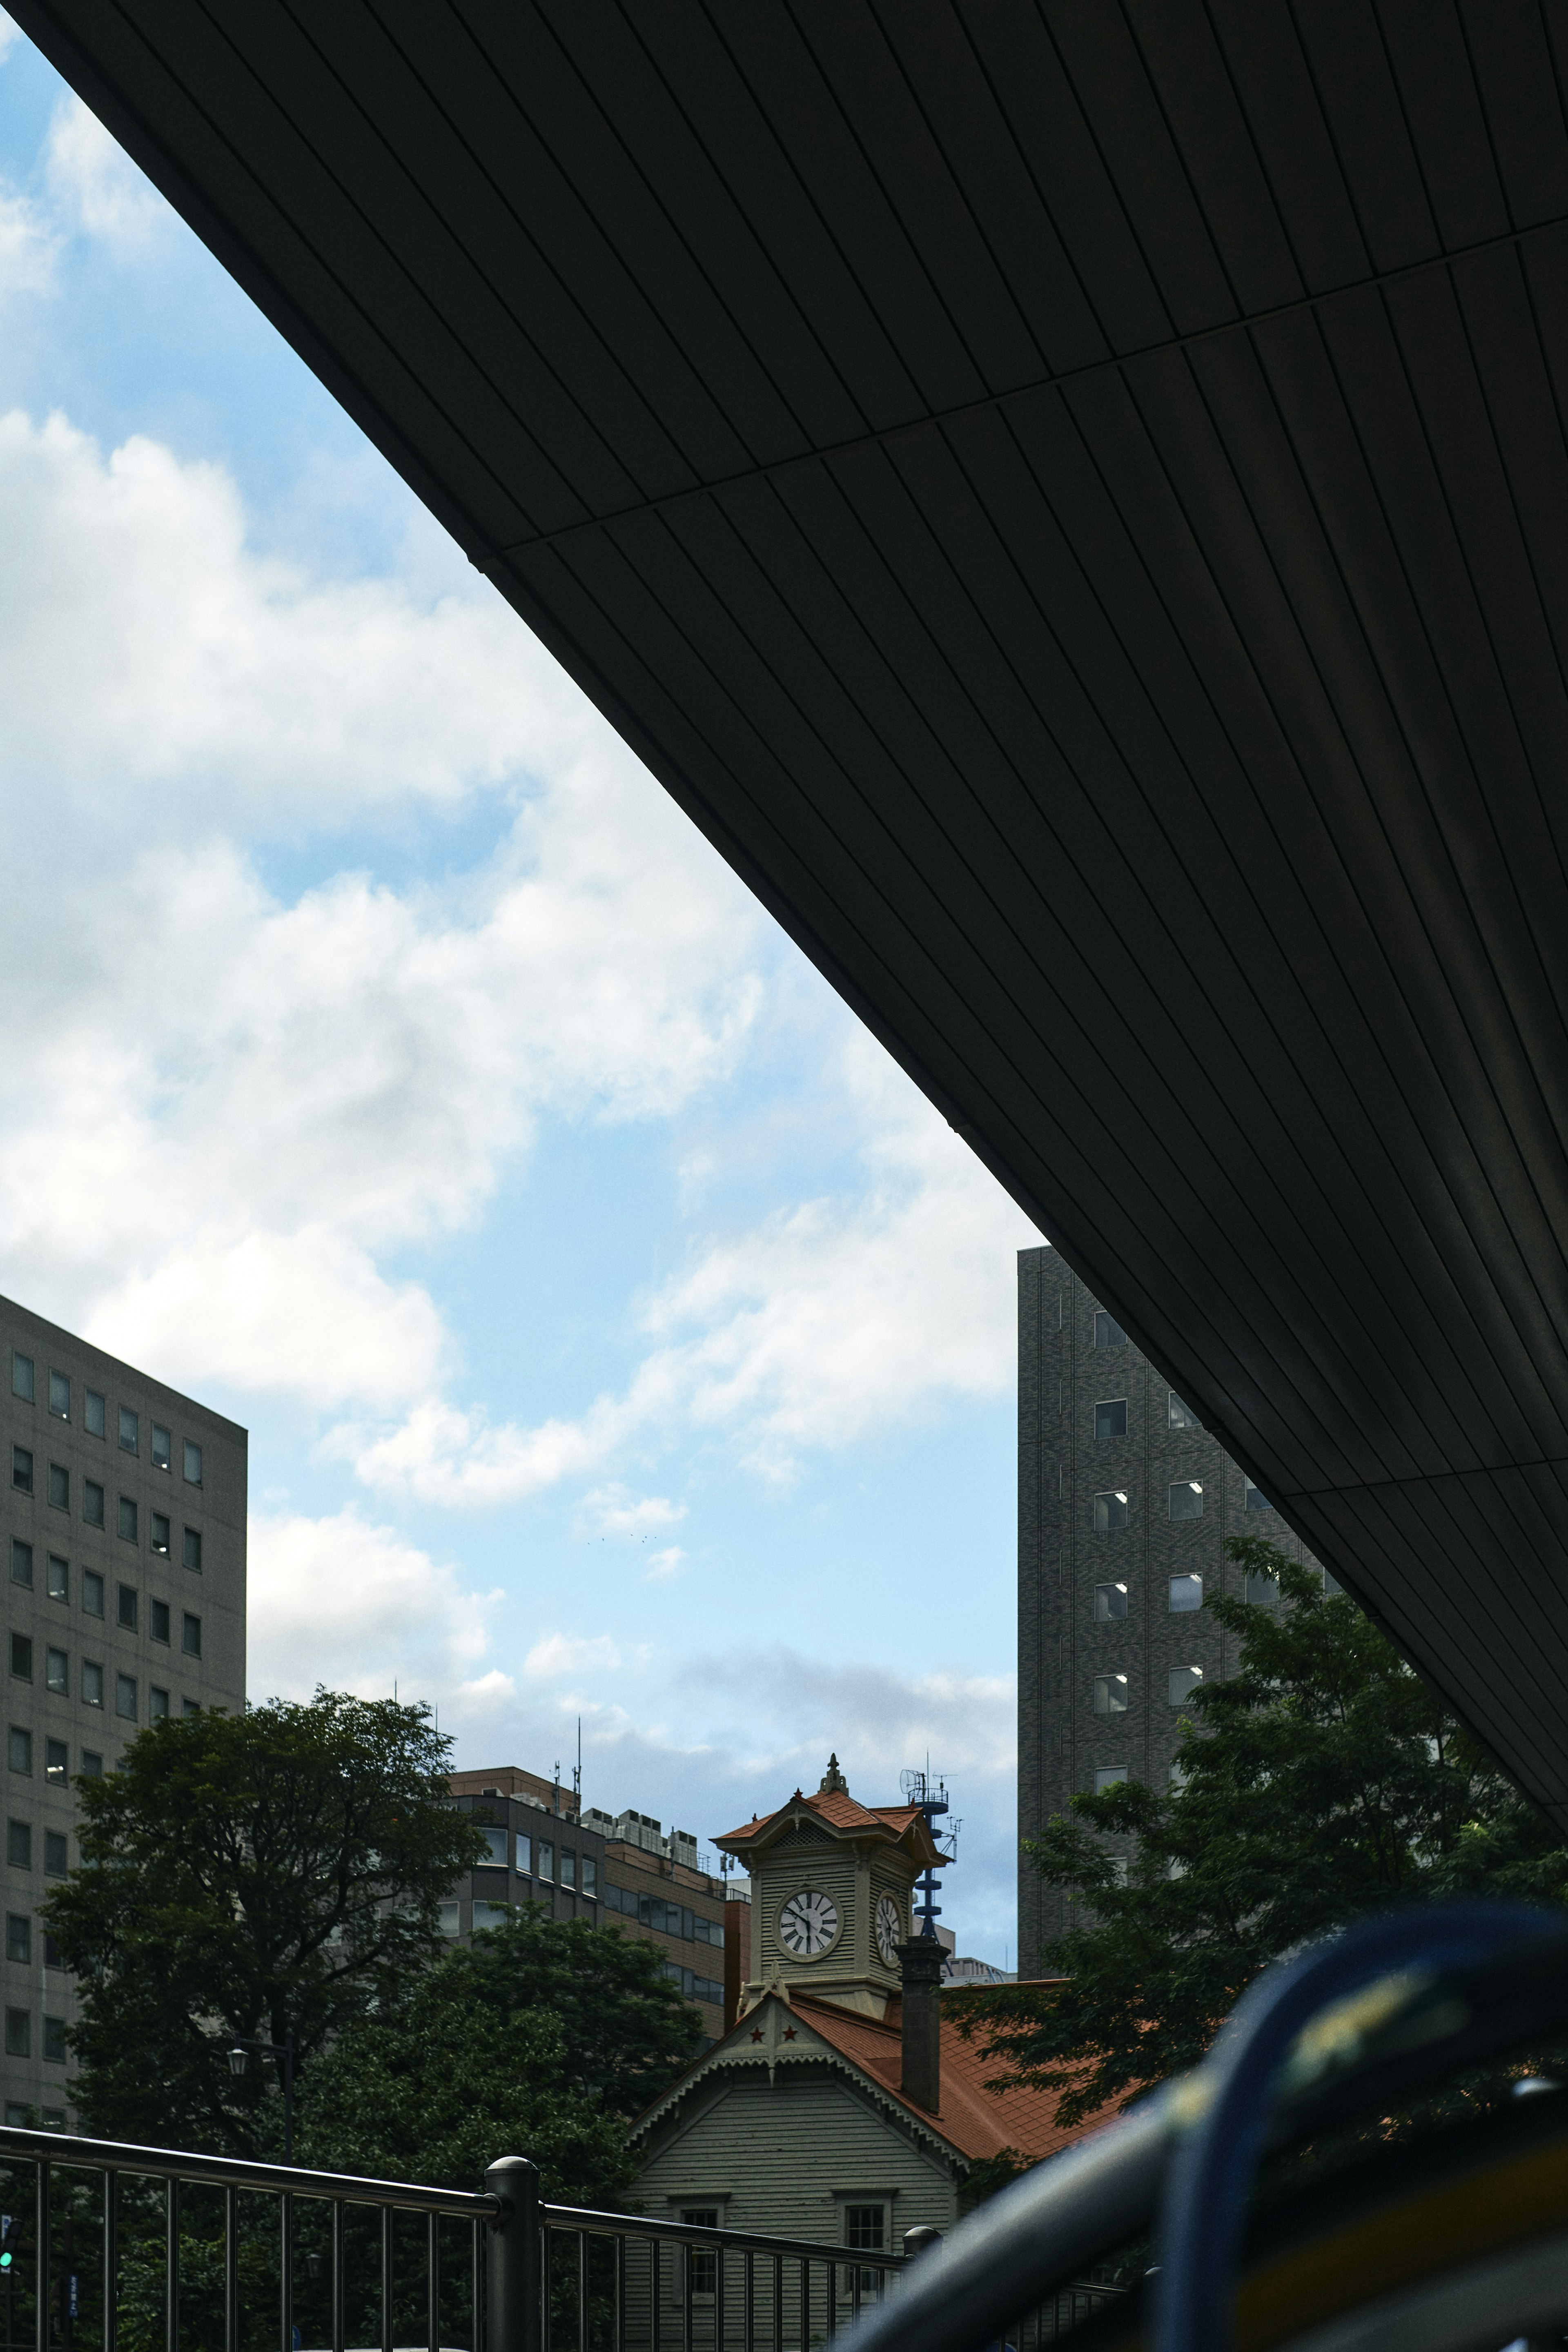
[573,1717,582,1814]
[900,1765,951,1940]
[553,1759,561,1817]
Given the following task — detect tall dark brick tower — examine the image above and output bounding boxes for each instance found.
[1017,1248,1330,1976]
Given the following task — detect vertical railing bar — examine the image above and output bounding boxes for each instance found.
[743,2250,752,2352]
[34,2160,49,2352]
[577,2229,588,2352]
[223,2186,238,2352]
[682,2234,692,2352]
[381,2206,393,2352]
[427,2209,439,2352]
[165,2179,178,2352]
[332,2199,345,2352]
[280,2192,293,2352]
[102,2169,118,2352]
[771,2253,780,2352]
[615,2230,626,2352]
[715,2242,725,2352]
[798,2260,807,2352]
[652,2235,661,2352]
[470,2216,482,2352]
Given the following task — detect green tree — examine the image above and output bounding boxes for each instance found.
[42,1689,488,2152]
[295,1907,705,2198]
[954,1539,1568,2127]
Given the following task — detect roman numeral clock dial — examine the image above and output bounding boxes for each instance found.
[778,1889,839,1958]
[875,1893,903,1967]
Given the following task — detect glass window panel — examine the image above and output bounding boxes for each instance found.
[538,1843,554,1881]
[7,1822,29,1869]
[182,1699,200,1717]
[7,1731,30,1775]
[47,1464,68,1511]
[10,1356,33,1403]
[1094,1581,1128,1622]
[4,2010,29,2057]
[561,1850,577,1888]
[45,1651,66,1696]
[181,1614,201,1658]
[42,2016,66,2062]
[1168,1479,1203,1521]
[81,1662,103,1708]
[514,1832,531,1875]
[1093,1489,1129,1532]
[47,1374,69,1421]
[42,1833,66,1878]
[149,1688,169,1722]
[115,1675,137,1721]
[151,1516,169,1556]
[1093,1312,1127,1348]
[1244,1479,1273,1512]
[81,1572,103,1619]
[183,1528,202,1572]
[182,1441,202,1487]
[150,1601,169,1644]
[46,1557,66,1603]
[9,1638,31,1684]
[84,1392,104,1439]
[1094,1399,1127,1440]
[83,1481,104,1529]
[1169,1573,1204,1613]
[1094,1765,1128,1793]
[479,1825,507,1866]
[472,1900,510,1929]
[118,1408,138,1456]
[151,1426,171,1472]
[11,1543,32,1590]
[437,1900,459,1938]
[11,1449,32,1495]
[80,1751,102,1777]
[1167,1392,1202,1428]
[117,1587,137,1631]
[117,1497,138,1544]
[4,1917,28,1964]
[1168,1666,1205,1706]
[582,1858,597,1897]
[1093,1673,1129,1716]
[44,1742,66,1786]
[1244,1571,1281,1606]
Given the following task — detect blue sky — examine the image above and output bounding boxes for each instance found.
[0,20,1040,1961]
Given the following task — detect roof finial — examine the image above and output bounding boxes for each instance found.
[819,1752,848,1795]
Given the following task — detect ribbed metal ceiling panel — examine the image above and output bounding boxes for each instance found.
[15,0,1568,1814]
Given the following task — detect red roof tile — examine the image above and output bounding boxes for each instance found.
[717,1789,934,1845]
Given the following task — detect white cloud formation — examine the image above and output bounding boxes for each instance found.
[523,1633,622,1680]
[0,188,53,302]
[644,1547,686,1581]
[45,96,166,248]
[579,1487,687,1539]
[0,16,20,67]
[246,1507,502,1704]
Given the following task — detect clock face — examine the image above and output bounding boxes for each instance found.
[875,1893,904,1968]
[778,1889,840,1958]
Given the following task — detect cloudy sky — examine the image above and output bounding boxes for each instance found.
[0,21,1041,1959]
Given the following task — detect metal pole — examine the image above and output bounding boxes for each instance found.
[331,2201,345,2352]
[283,2042,294,2169]
[165,2180,178,2352]
[35,2162,49,2352]
[223,2189,237,2352]
[482,2159,540,2352]
[280,2194,292,2352]
[100,2172,116,2352]
[379,2208,392,2352]
[426,2212,438,2352]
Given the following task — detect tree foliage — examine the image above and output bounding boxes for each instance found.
[953,1540,1568,2126]
[43,1690,488,2152]
[295,1907,705,2198]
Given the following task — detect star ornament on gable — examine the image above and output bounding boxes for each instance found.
[750,2028,764,2042]
[782,2027,797,2040]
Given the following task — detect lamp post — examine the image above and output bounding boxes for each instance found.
[227,2033,297,2161]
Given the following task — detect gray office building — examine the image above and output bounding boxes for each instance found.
[1018,1247,1328,1975]
[2,1295,246,2123]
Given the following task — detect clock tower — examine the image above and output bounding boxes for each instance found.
[715,1756,948,2020]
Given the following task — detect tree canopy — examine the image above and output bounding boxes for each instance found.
[953,1539,1568,2127]
[43,1689,488,2152]
[295,1906,706,2198]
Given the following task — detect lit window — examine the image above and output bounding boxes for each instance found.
[1093,1673,1129,1715]
[1169,1573,1203,1614]
[118,1408,138,1456]
[183,1441,202,1487]
[437,1900,459,1938]
[1094,1581,1128,1622]
[84,1392,104,1439]
[12,1448,32,1496]
[151,1516,170,1557]
[183,1528,202,1572]
[538,1842,554,1882]
[1093,1312,1127,1349]
[514,1832,532,1875]
[42,2016,66,2062]
[4,2010,28,2057]
[47,1464,68,1511]
[11,1356,33,1403]
[1093,1489,1129,1532]
[115,1675,137,1722]
[1094,1765,1128,1793]
[42,1834,66,1879]
[82,1573,103,1620]
[1167,1392,1201,1429]
[81,1664,103,1710]
[47,1373,69,1421]
[1168,1666,1204,1706]
[10,1543,32,1590]
[1094,1399,1127,1440]
[1244,1479,1273,1512]
[44,1742,65,1786]
[4,1917,27,1964]
[118,1498,138,1544]
[151,1426,171,1473]
[181,1614,201,1659]
[149,1688,169,1722]
[45,1651,66,1696]
[83,1481,104,1529]
[47,1557,66,1604]
[1168,1479,1203,1521]
[7,1822,29,1869]
[117,1586,137,1632]
[9,1639,31,1685]
[150,1601,169,1645]
[1244,1570,1280,1606]
[7,1731,29,1776]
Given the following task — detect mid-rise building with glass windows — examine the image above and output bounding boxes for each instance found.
[1,1294,247,2124]
[1017,1248,1329,1973]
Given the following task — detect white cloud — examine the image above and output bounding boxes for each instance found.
[452,1668,517,1714]
[644,1547,686,1581]
[523,1633,622,1680]
[0,16,20,67]
[579,1487,687,1539]
[45,96,166,248]
[0,188,53,302]
[246,1507,502,1704]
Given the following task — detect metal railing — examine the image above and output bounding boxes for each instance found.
[0,2123,906,2352]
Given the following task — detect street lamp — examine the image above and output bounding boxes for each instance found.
[226,2034,296,2161]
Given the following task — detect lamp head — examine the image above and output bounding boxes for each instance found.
[227,2047,248,2078]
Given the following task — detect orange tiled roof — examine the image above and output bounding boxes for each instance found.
[717,1788,932,1844]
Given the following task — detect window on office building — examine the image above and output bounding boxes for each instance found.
[48,1373,68,1421]
[150,1601,169,1645]
[47,1464,67,1511]
[1245,1570,1281,1606]
[80,1751,102,1777]
[183,1529,202,1572]
[183,1699,200,1718]
[582,1858,598,1898]
[1169,1573,1203,1613]
[1093,1311,1127,1349]
[4,2010,29,2058]
[514,1833,532,1876]
[42,2017,66,2064]
[1093,1673,1129,1715]
[1094,1580,1128,1622]
[82,1572,103,1619]
[7,1822,29,1869]
[472,1901,511,1930]
[1094,1764,1129,1793]
[84,1391,104,1438]
[1168,1666,1204,1706]
[152,1426,171,1472]
[83,1481,104,1529]
[43,1833,66,1879]
[1167,1392,1202,1428]
[11,1542,31,1591]
[1094,1398,1127,1440]
[1168,1479,1203,1520]
[149,1688,169,1722]
[118,1498,138,1544]
[117,1586,137,1631]
[45,1651,66,1697]
[11,1355,33,1403]
[7,1732,29,1777]
[182,1614,201,1659]
[44,1742,65,1786]
[1244,1479,1273,1512]
[4,1917,27,1964]
[115,1676,137,1721]
[81,1663,103,1709]
[478,1826,507,1867]
[1322,1569,1344,1595]
[538,1843,554,1882]
[47,1557,66,1604]
[561,1851,577,1889]
[12,1448,32,1496]
[118,1408,138,1456]
[437,1901,459,1938]
[151,1516,170,1557]
[1093,1489,1129,1532]
[9,1639,30,1684]
[183,1441,202,1487]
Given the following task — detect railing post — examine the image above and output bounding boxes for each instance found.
[483,2158,541,2352]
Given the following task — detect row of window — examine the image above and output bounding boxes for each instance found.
[4,1915,62,1966]
[9,1637,199,1717]
[1095,1668,1205,1712]
[1090,1480,1275,1529]
[599,1879,725,1947]
[1094,1569,1286,1619]
[11,1356,203,1485]
[11,1459,204,1566]
[473,1824,597,1891]
[660,1959,724,2006]
[6,1820,67,1873]
[1090,1394,1205,1437]
[3,2009,66,2064]
[9,1551,201,1647]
